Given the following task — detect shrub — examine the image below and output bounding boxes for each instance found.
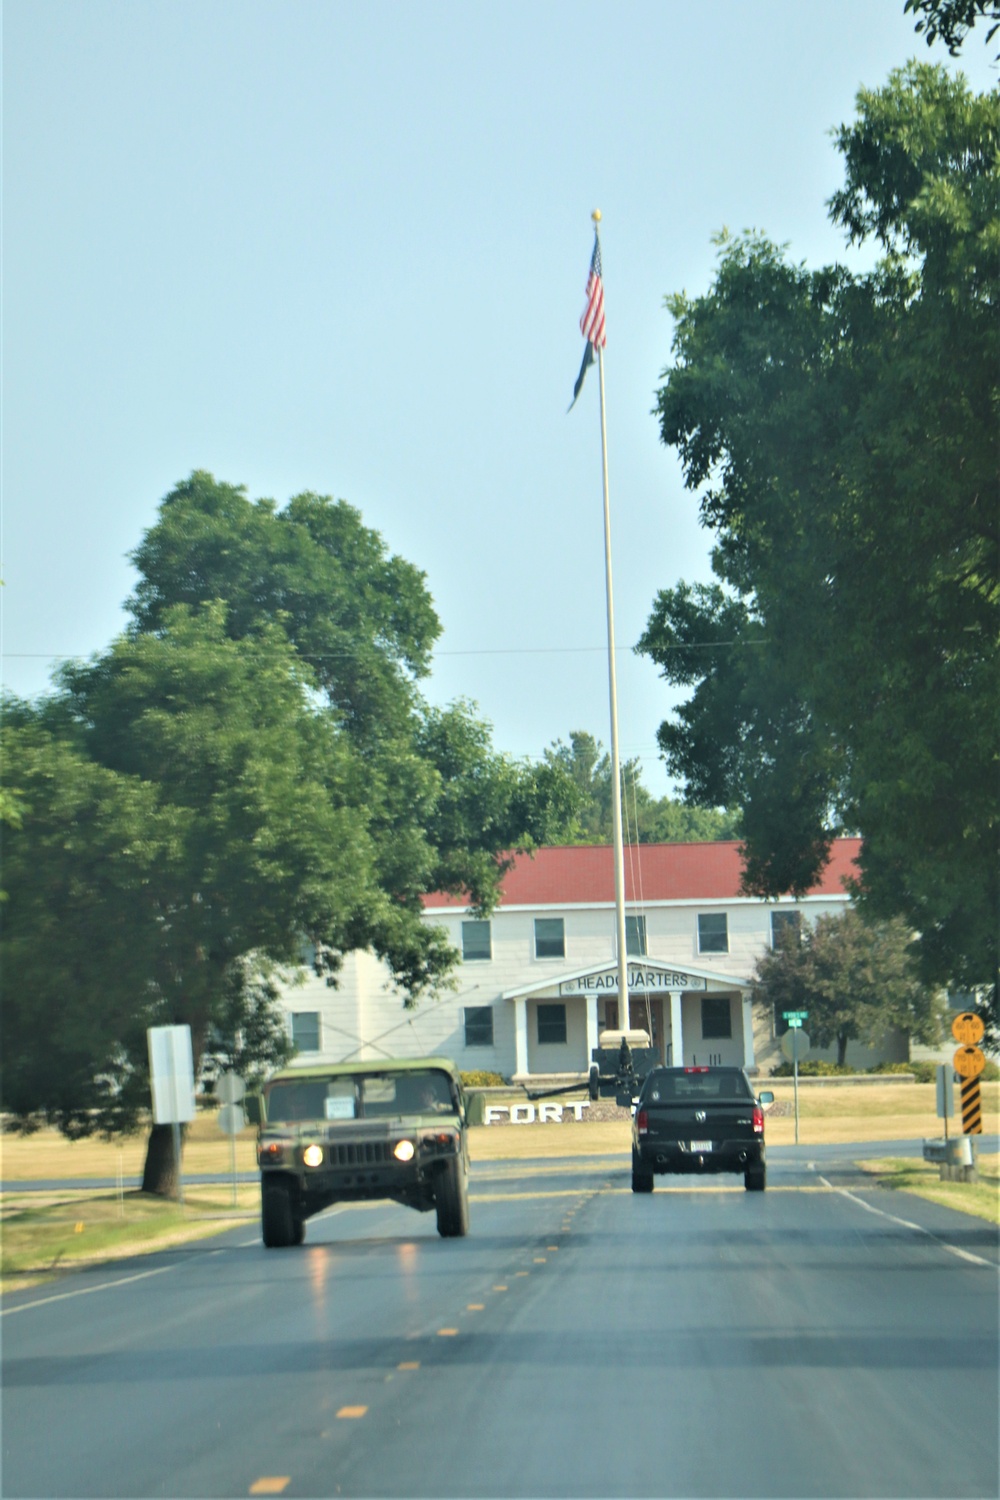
[460,1070,507,1088]
[870,1060,932,1083]
[770,1059,855,1078]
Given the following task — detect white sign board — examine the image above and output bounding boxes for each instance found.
[560,966,707,996]
[147,1025,197,1124]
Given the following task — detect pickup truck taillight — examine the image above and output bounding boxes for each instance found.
[636,1108,648,1136]
[752,1106,764,1134]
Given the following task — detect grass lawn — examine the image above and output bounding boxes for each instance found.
[857,1154,999,1225]
[3,1083,996,1290]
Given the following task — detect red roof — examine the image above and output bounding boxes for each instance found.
[422,839,862,909]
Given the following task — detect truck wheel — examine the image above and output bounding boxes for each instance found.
[261,1180,297,1247]
[291,1214,306,1245]
[631,1170,654,1193]
[744,1166,766,1192]
[435,1157,470,1237]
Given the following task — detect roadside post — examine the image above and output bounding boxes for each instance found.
[216,1072,247,1207]
[147,1025,196,1204]
[781,1016,810,1145]
[935,1064,954,1141]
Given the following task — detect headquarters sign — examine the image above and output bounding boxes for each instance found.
[560,966,708,996]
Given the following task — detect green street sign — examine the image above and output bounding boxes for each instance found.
[783,1010,809,1021]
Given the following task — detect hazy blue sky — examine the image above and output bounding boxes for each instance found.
[3,1,995,786]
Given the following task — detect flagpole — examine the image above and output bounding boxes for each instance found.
[591,211,630,1040]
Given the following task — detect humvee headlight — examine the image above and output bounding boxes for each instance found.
[303,1144,324,1168]
[393,1139,415,1162]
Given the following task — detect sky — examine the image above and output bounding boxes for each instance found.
[3,0,996,792]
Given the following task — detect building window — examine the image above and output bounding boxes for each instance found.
[462,920,492,961]
[770,910,801,947]
[534,918,565,959]
[697,913,728,954]
[464,1006,494,1047]
[625,915,647,956]
[291,1011,320,1052]
[537,1003,567,1045]
[701,996,732,1039]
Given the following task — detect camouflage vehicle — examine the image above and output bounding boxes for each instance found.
[248,1057,472,1247]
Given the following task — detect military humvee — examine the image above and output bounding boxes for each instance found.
[248,1057,472,1247]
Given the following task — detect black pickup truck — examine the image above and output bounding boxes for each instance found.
[631,1065,773,1193]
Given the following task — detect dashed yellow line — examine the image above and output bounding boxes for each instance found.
[249,1482,289,1496]
[336,1406,368,1419]
[397,1360,420,1370]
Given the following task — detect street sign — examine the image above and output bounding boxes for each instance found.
[953,1045,986,1080]
[217,1103,247,1136]
[961,1077,983,1135]
[783,1011,809,1021]
[217,1071,246,1106]
[935,1064,954,1119]
[781,1029,811,1064]
[147,1025,196,1125]
[951,1011,985,1046]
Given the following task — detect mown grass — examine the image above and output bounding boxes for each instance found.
[857,1154,1000,1225]
[1,1184,259,1291]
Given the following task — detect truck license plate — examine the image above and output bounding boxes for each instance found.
[690,1140,713,1152]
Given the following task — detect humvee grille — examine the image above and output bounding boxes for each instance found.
[328,1141,392,1167]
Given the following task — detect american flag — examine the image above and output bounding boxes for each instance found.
[580,235,606,349]
[570,231,606,409]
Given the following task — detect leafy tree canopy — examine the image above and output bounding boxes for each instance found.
[542,730,740,845]
[752,911,944,1067]
[905,0,1000,56]
[1,476,578,1189]
[640,65,999,1020]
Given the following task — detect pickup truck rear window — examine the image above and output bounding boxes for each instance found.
[643,1072,753,1102]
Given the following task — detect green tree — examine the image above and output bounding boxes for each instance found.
[542,730,740,845]
[2,478,577,1193]
[128,473,575,909]
[905,0,1000,55]
[752,912,943,1067]
[641,65,999,1033]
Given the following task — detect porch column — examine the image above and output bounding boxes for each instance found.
[514,996,529,1078]
[585,994,599,1068]
[669,991,683,1067]
[741,994,755,1069]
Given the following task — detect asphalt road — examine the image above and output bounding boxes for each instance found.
[3,1153,998,1499]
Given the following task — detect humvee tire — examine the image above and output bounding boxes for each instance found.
[262,1179,297,1247]
[435,1156,469,1237]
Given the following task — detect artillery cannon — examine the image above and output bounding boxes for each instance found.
[527,1029,659,1109]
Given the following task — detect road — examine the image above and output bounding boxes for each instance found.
[3,1152,998,1499]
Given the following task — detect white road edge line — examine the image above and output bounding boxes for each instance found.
[2,1260,180,1316]
[816,1173,997,1270]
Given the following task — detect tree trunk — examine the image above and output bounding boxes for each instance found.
[141,1122,185,1198]
[837,1031,849,1068]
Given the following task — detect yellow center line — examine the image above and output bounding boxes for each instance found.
[493,1284,508,1291]
[336,1406,368,1419]
[397,1361,420,1370]
[466,1303,485,1310]
[249,1482,289,1496]
[437,1327,459,1336]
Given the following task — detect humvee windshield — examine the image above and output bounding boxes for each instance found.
[266,1070,456,1123]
